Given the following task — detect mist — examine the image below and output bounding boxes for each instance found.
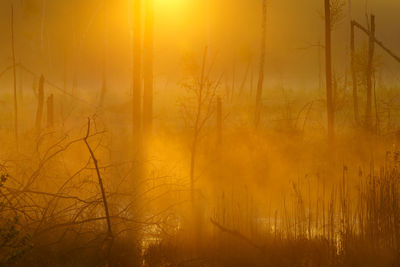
[1,0,400,266]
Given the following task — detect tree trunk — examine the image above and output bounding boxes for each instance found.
[324,0,334,142]
[190,137,197,206]
[350,21,360,124]
[133,0,142,143]
[255,0,267,128]
[190,47,208,206]
[47,94,54,129]
[99,0,108,108]
[239,60,251,96]
[217,96,222,146]
[143,0,154,136]
[35,75,45,133]
[365,15,375,131]
[250,66,254,97]
[11,5,18,145]
[231,60,236,101]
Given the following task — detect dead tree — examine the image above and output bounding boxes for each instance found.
[365,15,375,131]
[47,94,54,128]
[254,0,267,128]
[239,60,252,96]
[351,17,400,132]
[190,48,208,205]
[35,75,45,133]
[217,96,222,146]
[11,5,18,145]
[325,0,334,142]
[181,47,221,205]
[350,22,360,124]
[143,0,154,136]
[99,0,108,108]
[133,0,142,143]
[352,20,400,64]
[231,60,236,101]
[180,47,221,251]
[250,66,254,96]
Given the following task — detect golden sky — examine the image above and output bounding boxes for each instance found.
[0,0,399,93]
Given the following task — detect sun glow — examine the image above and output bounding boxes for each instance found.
[155,0,187,11]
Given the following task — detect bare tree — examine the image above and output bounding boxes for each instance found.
[11,5,18,146]
[365,15,375,131]
[217,96,222,146]
[35,75,45,133]
[325,0,334,142]
[350,21,360,124]
[133,0,142,144]
[181,47,220,205]
[143,0,154,136]
[352,16,400,131]
[255,0,267,128]
[99,0,108,108]
[46,94,54,129]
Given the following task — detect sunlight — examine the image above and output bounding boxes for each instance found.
[154,0,187,12]
[3,0,400,266]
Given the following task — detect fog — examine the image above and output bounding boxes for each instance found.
[0,0,400,266]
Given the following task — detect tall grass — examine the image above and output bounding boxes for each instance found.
[143,159,400,267]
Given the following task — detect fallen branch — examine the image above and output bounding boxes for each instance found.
[210,218,263,252]
[352,20,400,64]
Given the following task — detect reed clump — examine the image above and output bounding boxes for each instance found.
[142,159,400,267]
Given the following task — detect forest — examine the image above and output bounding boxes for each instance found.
[1,0,400,266]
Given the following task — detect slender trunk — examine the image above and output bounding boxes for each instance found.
[373,73,379,134]
[41,0,46,52]
[333,72,337,110]
[350,21,360,124]
[63,49,67,92]
[99,0,108,108]
[190,47,208,206]
[190,133,202,253]
[47,94,54,129]
[217,96,222,146]
[325,0,334,142]
[250,66,254,97]
[133,0,142,143]
[216,96,222,186]
[99,72,106,108]
[18,64,23,116]
[239,60,251,96]
[132,0,142,147]
[231,61,235,101]
[11,5,18,145]
[318,41,322,91]
[255,0,267,128]
[72,0,78,96]
[365,15,375,131]
[35,75,45,133]
[190,137,197,206]
[61,50,67,129]
[143,0,154,136]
